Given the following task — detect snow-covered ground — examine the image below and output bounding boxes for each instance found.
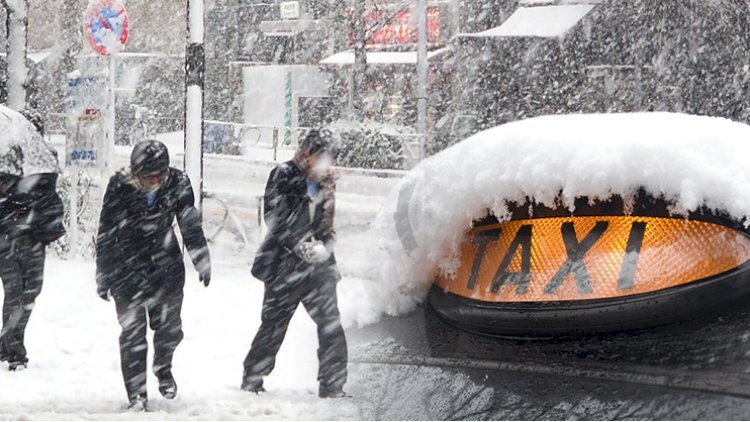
[0,258,370,420]
[0,132,404,419]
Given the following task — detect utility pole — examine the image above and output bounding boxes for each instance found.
[350,0,366,117]
[61,0,82,93]
[2,0,28,110]
[185,0,206,207]
[416,0,427,160]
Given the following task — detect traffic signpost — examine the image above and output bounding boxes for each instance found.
[66,0,129,255]
[84,0,129,57]
[83,0,129,180]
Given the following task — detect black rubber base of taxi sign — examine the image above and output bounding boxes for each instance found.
[429,261,750,337]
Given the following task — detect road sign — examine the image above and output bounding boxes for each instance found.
[84,0,129,56]
[280,1,300,19]
[66,75,108,169]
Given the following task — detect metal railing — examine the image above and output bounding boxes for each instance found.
[204,120,312,161]
[205,120,424,168]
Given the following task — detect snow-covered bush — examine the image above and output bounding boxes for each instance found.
[327,119,413,170]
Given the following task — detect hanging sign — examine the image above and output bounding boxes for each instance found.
[66,75,109,169]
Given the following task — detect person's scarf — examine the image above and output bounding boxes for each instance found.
[293,150,337,239]
[123,166,167,206]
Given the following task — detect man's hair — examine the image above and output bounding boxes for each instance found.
[300,129,336,156]
[131,140,170,176]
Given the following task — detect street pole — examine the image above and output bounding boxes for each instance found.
[2,0,28,110]
[416,0,428,161]
[61,0,81,106]
[103,57,115,200]
[185,0,206,208]
[351,0,366,117]
[451,0,460,37]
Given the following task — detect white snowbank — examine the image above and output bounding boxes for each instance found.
[358,113,750,321]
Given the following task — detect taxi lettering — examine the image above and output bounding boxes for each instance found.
[466,220,647,296]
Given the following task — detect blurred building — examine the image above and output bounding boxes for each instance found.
[1,0,749,159]
[206,0,517,156]
[0,0,201,139]
[441,0,750,150]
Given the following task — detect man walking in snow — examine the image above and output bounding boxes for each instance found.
[96,140,211,411]
[0,108,66,371]
[244,129,348,398]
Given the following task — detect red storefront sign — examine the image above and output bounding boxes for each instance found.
[357,7,442,48]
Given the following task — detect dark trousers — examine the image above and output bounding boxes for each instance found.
[244,271,348,391]
[114,289,184,399]
[0,240,45,364]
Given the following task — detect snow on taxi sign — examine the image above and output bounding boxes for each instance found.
[84,0,129,56]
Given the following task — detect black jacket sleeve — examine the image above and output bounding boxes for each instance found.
[175,172,211,275]
[26,173,65,245]
[263,167,283,232]
[263,165,298,252]
[0,173,65,245]
[95,175,123,291]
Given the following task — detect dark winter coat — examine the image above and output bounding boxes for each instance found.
[0,172,65,248]
[252,161,340,284]
[96,167,210,299]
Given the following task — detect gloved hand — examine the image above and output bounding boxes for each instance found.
[293,241,317,263]
[199,268,211,287]
[97,284,110,302]
[95,269,113,302]
[195,255,211,287]
[294,240,330,264]
[310,244,331,263]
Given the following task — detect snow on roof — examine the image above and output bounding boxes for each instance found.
[467,4,595,38]
[320,47,451,65]
[27,51,52,64]
[360,113,750,321]
[0,51,53,64]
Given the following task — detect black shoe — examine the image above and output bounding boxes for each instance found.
[156,370,178,400]
[319,388,350,399]
[126,395,148,412]
[8,361,27,372]
[241,376,266,394]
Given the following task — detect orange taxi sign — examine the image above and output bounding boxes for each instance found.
[436,216,750,302]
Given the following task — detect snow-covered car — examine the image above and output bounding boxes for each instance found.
[345,113,750,419]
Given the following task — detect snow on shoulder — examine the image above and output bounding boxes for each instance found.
[0,105,58,176]
[358,113,750,323]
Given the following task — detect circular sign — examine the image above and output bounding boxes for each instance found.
[84,0,129,57]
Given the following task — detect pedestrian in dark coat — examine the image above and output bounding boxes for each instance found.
[0,172,65,371]
[0,108,65,371]
[244,129,348,398]
[96,140,211,411]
